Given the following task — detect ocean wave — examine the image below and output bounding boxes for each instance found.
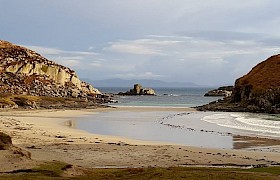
[202,113,280,137]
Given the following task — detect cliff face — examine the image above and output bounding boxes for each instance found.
[232,54,280,112]
[197,54,280,113]
[0,40,101,100]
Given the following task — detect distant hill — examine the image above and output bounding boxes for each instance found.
[83,78,201,88]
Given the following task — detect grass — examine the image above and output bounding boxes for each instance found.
[235,55,280,93]
[246,166,280,175]
[0,163,279,180]
[0,161,70,180]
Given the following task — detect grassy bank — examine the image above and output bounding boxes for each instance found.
[0,161,279,180]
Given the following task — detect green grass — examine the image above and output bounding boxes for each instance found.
[1,164,280,180]
[32,161,70,177]
[0,161,70,180]
[246,166,280,175]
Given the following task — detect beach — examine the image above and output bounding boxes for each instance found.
[1,107,280,172]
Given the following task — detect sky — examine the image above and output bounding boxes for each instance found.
[1,0,280,86]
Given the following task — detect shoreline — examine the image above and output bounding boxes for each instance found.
[0,107,280,170]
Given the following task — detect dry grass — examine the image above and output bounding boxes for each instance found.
[236,54,280,93]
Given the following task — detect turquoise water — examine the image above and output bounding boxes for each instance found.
[99,87,220,107]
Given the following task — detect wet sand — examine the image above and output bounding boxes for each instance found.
[0,107,280,171]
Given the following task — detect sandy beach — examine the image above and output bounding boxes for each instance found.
[1,107,280,172]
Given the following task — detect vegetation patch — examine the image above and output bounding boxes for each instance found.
[246,166,280,175]
[0,165,280,179]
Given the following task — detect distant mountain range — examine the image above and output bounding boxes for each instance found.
[84,78,202,88]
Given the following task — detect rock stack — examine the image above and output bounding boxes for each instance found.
[118,84,156,95]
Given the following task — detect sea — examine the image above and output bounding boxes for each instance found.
[72,87,280,149]
[100,87,220,107]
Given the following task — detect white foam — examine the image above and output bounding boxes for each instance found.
[202,113,280,137]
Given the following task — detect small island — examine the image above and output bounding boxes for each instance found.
[118,84,156,96]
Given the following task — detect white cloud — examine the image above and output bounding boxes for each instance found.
[105,39,182,55]
[25,45,99,56]
[23,45,100,69]
[115,72,163,79]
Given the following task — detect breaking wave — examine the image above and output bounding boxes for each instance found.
[202,113,280,137]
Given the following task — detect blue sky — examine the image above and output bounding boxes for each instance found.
[1,0,280,86]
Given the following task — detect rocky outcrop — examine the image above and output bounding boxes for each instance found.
[0,132,12,150]
[204,86,233,97]
[0,132,31,159]
[118,84,156,95]
[198,54,280,113]
[0,40,105,108]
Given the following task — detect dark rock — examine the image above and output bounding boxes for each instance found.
[204,86,233,97]
[118,84,156,96]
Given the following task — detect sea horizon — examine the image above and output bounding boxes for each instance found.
[98,87,221,108]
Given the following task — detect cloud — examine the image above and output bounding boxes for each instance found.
[26,45,99,56]
[22,30,280,86]
[115,72,163,79]
[100,33,280,85]
[105,39,182,55]
[23,45,100,69]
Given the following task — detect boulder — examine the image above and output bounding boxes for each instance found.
[141,88,155,95]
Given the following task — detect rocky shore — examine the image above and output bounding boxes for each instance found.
[198,54,280,113]
[0,40,111,109]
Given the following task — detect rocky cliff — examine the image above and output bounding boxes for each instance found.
[232,54,280,113]
[197,54,280,113]
[0,40,106,108]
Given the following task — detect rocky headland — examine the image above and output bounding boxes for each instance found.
[198,54,280,113]
[0,40,110,109]
[118,84,156,96]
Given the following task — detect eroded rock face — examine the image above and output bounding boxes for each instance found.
[0,40,101,99]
